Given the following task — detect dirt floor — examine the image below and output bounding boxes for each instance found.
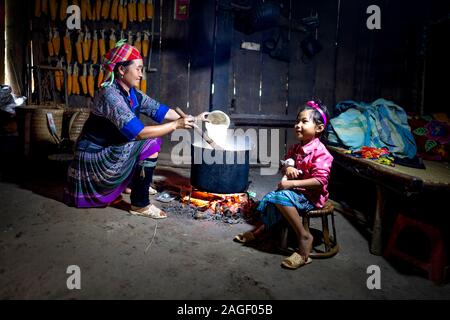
[0,136,450,300]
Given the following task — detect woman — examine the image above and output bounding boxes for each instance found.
[64,40,208,219]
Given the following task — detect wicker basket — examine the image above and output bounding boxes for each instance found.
[68,109,90,142]
[31,106,64,145]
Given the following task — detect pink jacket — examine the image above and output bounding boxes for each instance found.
[285,138,334,208]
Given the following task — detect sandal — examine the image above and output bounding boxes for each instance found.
[129,204,167,219]
[281,252,312,269]
[234,231,255,244]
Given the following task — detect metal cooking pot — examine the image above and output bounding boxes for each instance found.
[190,142,250,194]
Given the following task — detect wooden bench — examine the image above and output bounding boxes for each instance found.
[327,146,450,255]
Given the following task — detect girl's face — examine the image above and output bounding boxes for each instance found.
[295,109,324,144]
[119,59,144,89]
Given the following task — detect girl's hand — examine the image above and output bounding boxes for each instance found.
[278,180,295,190]
[195,112,211,122]
[285,167,300,179]
[175,116,195,129]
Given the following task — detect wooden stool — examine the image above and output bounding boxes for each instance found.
[279,201,339,258]
[384,213,448,284]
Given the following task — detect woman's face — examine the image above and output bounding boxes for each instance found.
[120,59,144,89]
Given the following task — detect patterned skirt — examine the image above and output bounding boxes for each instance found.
[64,138,161,208]
[256,190,315,229]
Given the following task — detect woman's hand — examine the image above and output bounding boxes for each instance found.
[195,112,211,122]
[175,115,195,129]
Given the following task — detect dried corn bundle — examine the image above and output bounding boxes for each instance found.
[75,32,83,64]
[67,65,73,95]
[88,65,95,97]
[82,29,91,62]
[60,0,68,20]
[97,68,104,88]
[55,59,64,91]
[102,0,111,19]
[140,67,147,93]
[127,0,135,22]
[52,28,61,56]
[72,63,80,95]
[111,0,119,20]
[109,30,117,50]
[86,0,93,20]
[64,29,72,63]
[146,0,153,19]
[80,63,88,95]
[49,0,57,21]
[95,0,102,20]
[134,31,141,53]
[99,29,106,58]
[41,0,48,16]
[121,0,128,29]
[91,30,98,64]
[127,31,133,48]
[47,29,54,57]
[81,0,87,20]
[142,31,149,58]
[35,0,41,17]
[138,0,145,22]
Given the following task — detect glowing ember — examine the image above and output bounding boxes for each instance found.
[181,190,256,219]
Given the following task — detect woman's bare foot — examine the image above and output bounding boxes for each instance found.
[298,233,314,259]
[124,188,132,194]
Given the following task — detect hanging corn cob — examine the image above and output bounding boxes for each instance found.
[55,59,64,91]
[81,0,87,21]
[147,0,154,19]
[88,65,95,97]
[52,28,61,56]
[111,0,119,20]
[118,0,124,23]
[95,0,102,20]
[35,0,41,17]
[86,0,93,20]
[127,0,135,22]
[102,0,111,19]
[75,32,83,64]
[91,30,98,64]
[64,29,72,63]
[109,30,117,50]
[60,0,68,20]
[134,31,141,54]
[83,29,91,62]
[138,0,145,22]
[99,29,106,58]
[140,67,147,93]
[127,31,133,48]
[72,63,80,95]
[49,0,57,21]
[97,68,104,88]
[47,29,54,57]
[80,63,88,95]
[41,0,48,15]
[142,31,149,58]
[121,0,128,30]
[67,65,73,95]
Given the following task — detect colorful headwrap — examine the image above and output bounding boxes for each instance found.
[306,100,327,126]
[101,39,143,87]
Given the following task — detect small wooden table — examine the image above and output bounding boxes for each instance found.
[328,146,450,255]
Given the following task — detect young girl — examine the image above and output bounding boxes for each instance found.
[234,100,333,269]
